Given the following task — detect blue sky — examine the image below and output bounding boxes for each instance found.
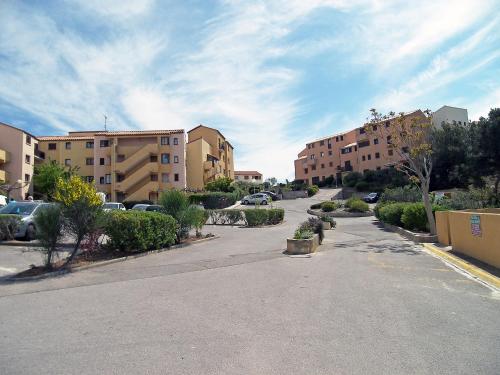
[1,0,499,180]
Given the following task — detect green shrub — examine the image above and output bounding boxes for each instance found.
[321,201,337,212]
[34,205,64,268]
[104,211,177,252]
[267,208,285,225]
[294,228,313,239]
[299,217,324,244]
[205,177,234,192]
[380,186,421,203]
[244,209,268,227]
[307,185,319,197]
[224,209,244,225]
[345,197,369,212]
[343,172,363,187]
[354,181,370,192]
[189,192,238,209]
[0,214,21,241]
[401,203,428,232]
[438,188,491,210]
[374,201,392,219]
[310,202,322,209]
[378,203,409,226]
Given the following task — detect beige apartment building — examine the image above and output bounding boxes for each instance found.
[234,171,263,182]
[38,129,186,202]
[294,110,427,185]
[0,122,40,200]
[186,125,234,190]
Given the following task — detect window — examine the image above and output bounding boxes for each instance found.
[150,174,158,182]
[321,164,325,169]
[307,144,311,149]
[402,147,409,153]
[385,121,390,128]
[173,138,179,145]
[86,158,94,165]
[329,162,333,167]
[174,173,179,182]
[359,128,366,134]
[372,125,377,131]
[100,158,105,166]
[320,152,324,157]
[161,153,170,164]
[320,140,324,146]
[86,141,94,149]
[26,135,32,145]
[65,159,71,166]
[375,152,380,159]
[162,173,170,183]
[65,142,71,149]
[174,155,179,163]
[100,140,110,147]
[244,175,249,180]
[376,166,381,171]
[387,135,392,144]
[388,149,394,156]
[311,165,316,171]
[24,174,30,182]
[367,154,371,160]
[341,147,352,154]
[362,155,366,161]
[311,143,315,148]
[304,168,308,174]
[358,140,370,148]
[150,155,158,163]
[161,136,170,145]
[85,176,94,183]
[310,154,315,160]
[99,177,105,184]
[48,143,56,150]
[328,151,333,156]
[117,174,125,182]
[335,136,339,142]
[25,154,31,164]
[374,138,379,145]
[105,174,111,184]
[340,135,344,141]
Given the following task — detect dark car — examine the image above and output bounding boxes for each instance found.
[260,191,280,201]
[145,205,162,212]
[363,192,379,203]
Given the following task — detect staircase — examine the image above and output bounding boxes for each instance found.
[115,143,158,174]
[115,162,158,193]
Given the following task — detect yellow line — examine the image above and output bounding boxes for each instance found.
[422,243,500,290]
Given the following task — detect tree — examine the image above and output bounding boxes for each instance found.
[366,109,437,234]
[33,160,76,201]
[34,204,64,269]
[205,177,234,192]
[266,177,277,186]
[53,175,102,266]
[472,108,500,204]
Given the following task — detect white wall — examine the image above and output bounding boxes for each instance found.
[432,106,468,128]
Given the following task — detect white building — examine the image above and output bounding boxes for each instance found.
[432,105,469,127]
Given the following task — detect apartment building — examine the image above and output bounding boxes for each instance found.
[186,125,234,190]
[0,122,40,200]
[432,105,468,127]
[294,110,427,185]
[38,129,186,202]
[234,171,263,182]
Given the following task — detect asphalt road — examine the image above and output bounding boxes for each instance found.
[0,189,499,374]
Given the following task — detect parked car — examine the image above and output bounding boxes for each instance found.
[145,205,162,212]
[103,202,126,211]
[0,195,7,207]
[241,193,270,205]
[0,201,52,240]
[363,192,379,203]
[131,204,150,211]
[260,191,280,201]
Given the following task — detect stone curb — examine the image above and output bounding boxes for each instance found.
[4,235,220,282]
[0,241,75,249]
[379,221,437,243]
[422,243,500,291]
[307,209,373,218]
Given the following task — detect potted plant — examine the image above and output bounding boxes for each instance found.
[286,217,324,254]
[320,216,336,230]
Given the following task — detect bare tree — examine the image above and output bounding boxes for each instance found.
[366,109,436,234]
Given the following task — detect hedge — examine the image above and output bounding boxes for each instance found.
[103,211,177,252]
[205,208,285,226]
[378,202,445,232]
[321,201,337,212]
[378,202,408,226]
[0,214,21,241]
[307,185,319,197]
[189,192,239,209]
[345,197,369,212]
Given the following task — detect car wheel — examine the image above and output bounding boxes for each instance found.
[25,224,36,241]
[243,200,249,205]
[262,200,268,205]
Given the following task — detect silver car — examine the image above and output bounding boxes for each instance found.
[241,193,270,205]
[103,202,126,211]
[0,201,52,240]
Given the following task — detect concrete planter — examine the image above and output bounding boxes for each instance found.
[307,208,373,218]
[286,233,320,254]
[380,221,438,243]
[322,221,332,230]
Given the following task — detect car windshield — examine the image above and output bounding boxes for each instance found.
[103,203,118,209]
[0,202,39,216]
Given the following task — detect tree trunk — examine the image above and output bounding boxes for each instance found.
[63,237,82,268]
[46,247,53,270]
[494,175,500,206]
[422,181,436,235]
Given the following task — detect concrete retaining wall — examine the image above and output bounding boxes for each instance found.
[282,190,308,200]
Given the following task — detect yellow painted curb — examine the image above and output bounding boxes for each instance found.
[422,243,500,290]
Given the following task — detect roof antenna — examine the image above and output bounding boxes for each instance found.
[104,114,108,131]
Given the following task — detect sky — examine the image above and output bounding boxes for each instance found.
[0,0,499,180]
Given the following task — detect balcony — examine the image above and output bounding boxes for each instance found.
[307,158,317,166]
[0,170,9,183]
[0,149,10,164]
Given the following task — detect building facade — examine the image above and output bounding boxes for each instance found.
[234,171,263,182]
[432,105,468,127]
[0,122,40,200]
[186,125,234,190]
[38,129,186,202]
[294,110,427,185]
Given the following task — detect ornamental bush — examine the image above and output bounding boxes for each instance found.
[310,202,322,209]
[266,208,285,225]
[307,185,319,197]
[321,201,337,212]
[294,228,313,239]
[401,203,428,232]
[189,192,239,209]
[0,214,20,241]
[345,197,369,212]
[104,211,177,252]
[380,186,421,203]
[378,203,409,226]
[244,209,269,227]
